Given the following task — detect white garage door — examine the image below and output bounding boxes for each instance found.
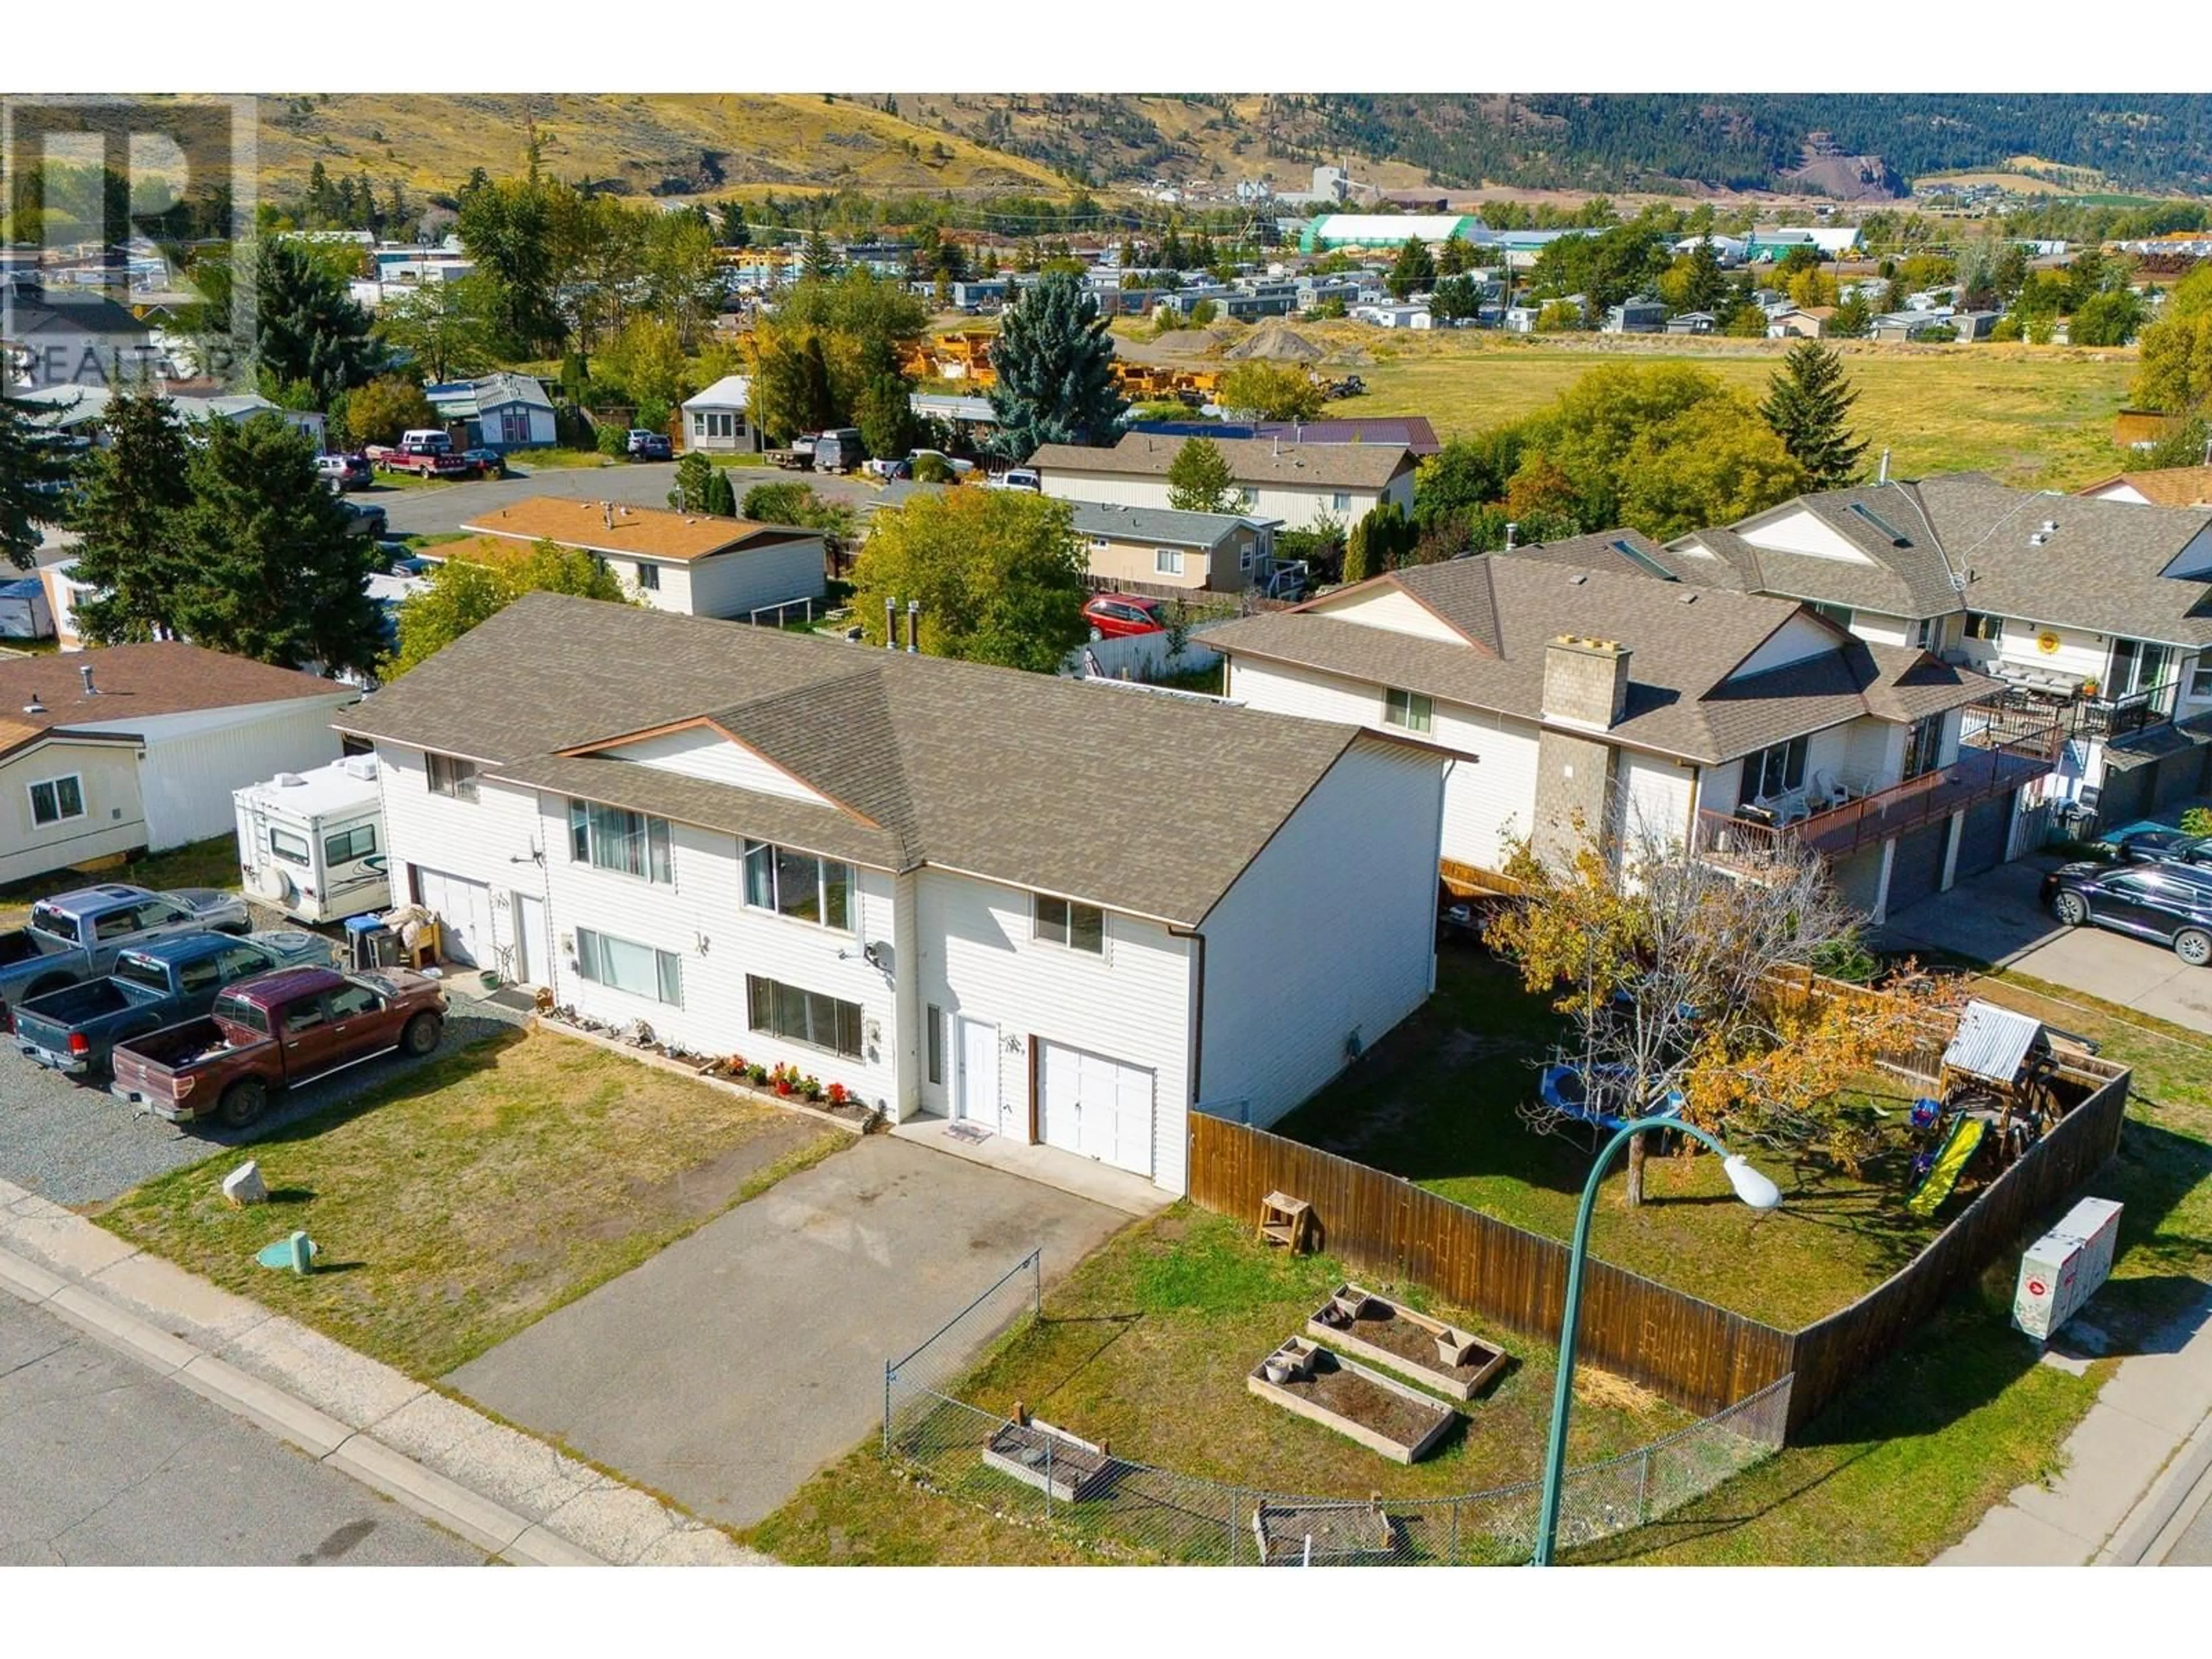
[411,866,492,968]
[1039,1041,1154,1178]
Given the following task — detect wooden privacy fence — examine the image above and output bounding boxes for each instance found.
[1186,1061,2132,1441]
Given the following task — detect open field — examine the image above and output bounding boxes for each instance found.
[97,1027,849,1378]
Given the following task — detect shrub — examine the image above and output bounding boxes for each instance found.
[911,452,954,484]
[2182,806,2212,838]
[594,422,627,457]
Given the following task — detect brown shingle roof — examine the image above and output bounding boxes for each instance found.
[1498,527,1748,589]
[1030,432,1414,491]
[0,642,349,760]
[460,496,807,563]
[2077,466,2212,509]
[1213,557,1995,766]
[336,593,1390,926]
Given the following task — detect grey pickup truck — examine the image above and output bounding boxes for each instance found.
[0,883,253,1033]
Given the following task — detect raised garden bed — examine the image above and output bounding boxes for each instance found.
[980,1415,1117,1503]
[1246,1337,1457,1464]
[1251,1497,1397,1565]
[1306,1283,1510,1404]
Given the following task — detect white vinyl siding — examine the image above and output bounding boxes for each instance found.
[1302,584,1464,643]
[114,695,350,851]
[682,539,828,623]
[1616,752,1696,852]
[603,726,834,805]
[578,927,683,1005]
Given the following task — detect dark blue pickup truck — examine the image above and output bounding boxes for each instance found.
[13,929,331,1077]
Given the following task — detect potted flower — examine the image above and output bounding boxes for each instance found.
[801,1074,824,1102]
[827,1081,849,1107]
[745,1062,768,1086]
[772,1065,796,1099]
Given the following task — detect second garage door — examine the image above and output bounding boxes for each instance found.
[1039,1041,1155,1178]
[411,866,493,968]
[1885,821,1952,918]
[1955,794,2016,882]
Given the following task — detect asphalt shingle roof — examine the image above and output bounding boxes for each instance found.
[335,592,1385,926]
[1031,431,1415,491]
[1067,502,1261,548]
[0,642,349,760]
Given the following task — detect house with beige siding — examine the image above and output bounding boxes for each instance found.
[1067,501,1278,593]
[1209,531,2018,923]
[455,496,825,622]
[0,645,356,888]
[1031,432,1416,533]
[334,592,1444,1195]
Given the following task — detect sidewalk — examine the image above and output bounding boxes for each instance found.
[0,1176,767,1568]
[1937,1284,2212,1566]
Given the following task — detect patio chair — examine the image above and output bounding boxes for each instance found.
[1767,789,1812,828]
[1808,769,1851,811]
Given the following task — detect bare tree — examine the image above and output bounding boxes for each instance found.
[1487,808,1956,1207]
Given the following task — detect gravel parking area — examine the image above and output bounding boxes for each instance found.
[0,993,529,1208]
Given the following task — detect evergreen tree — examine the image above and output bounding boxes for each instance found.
[1341,511,1376,584]
[1160,226,1185,270]
[1684,236,1728,314]
[1387,236,1438,301]
[256,238,385,407]
[718,202,751,249]
[703,466,737,517]
[800,334,838,432]
[857,370,919,461]
[1827,293,1873,340]
[985,271,1126,459]
[168,415,384,675]
[0,385,75,571]
[802,229,838,282]
[65,389,194,637]
[1759,342,1868,492]
[1165,437,1236,513]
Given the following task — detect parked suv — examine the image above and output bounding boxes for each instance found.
[336,499,388,539]
[316,452,372,491]
[2113,827,2212,870]
[625,429,672,461]
[2041,861,2212,966]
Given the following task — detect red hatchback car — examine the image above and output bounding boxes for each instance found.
[1084,593,1166,639]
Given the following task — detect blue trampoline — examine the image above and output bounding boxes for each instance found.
[1539,1063,1685,1141]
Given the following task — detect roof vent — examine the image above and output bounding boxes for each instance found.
[1678,591,1698,604]
[78,664,97,696]
[22,692,45,715]
[274,772,305,787]
[1567,573,1587,585]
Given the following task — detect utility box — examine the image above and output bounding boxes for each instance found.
[2012,1197,2123,1342]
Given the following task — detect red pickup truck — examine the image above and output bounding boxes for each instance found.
[109,965,446,1128]
[363,437,474,480]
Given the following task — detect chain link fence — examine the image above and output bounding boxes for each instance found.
[883,1253,1791,1566]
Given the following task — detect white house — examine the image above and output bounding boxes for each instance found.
[0,644,357,887]
[335,592,1445,1194]
[680,374,762,456]
[1210,534,2016,924]
[453,495,825,622]
[424,373,556,452]
[1031,432,1417,533]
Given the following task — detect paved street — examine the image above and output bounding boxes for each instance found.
[446,1134,1127,1528]
[0,1293,479,1566]
[369,459,932,538]
[1883,857,2212,1036]
[0,993,527,1208]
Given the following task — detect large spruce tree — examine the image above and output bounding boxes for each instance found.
[67,389,195,641]
[0,385,75,570]
[255,238,386,407]
[1759,342,1869,492]
[986,271,1126,460]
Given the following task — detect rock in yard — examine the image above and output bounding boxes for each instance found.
[222,1161,268,1206]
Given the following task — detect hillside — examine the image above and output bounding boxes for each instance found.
[251,93,1066,202]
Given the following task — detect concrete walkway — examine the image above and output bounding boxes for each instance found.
[889,1113,1175,1220]
[1938,1285,2212,1565]
[0,1177,765,1567]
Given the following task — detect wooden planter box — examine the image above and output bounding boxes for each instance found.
[1251,1498,1396,1565]
[1246,1338,1457,1464]
[1306,1282,1510,1404]
[980,1416,1116,1503]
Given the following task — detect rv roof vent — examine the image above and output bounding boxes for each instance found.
[274,772,306,787]
[340,754,380,781]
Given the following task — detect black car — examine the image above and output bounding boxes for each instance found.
[2041,860,2212,966]
[459,447,509,479]
[2113,828,2212,870]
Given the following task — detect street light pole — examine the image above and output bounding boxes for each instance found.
[1531,1115,1781,1566]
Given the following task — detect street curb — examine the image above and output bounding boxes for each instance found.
[2101,1408,2212,1565]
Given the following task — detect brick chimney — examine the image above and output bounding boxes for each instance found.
[1541,635,1631,730]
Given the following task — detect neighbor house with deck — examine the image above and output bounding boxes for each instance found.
[1208,531,2031,923]
[334,592,1446,1195]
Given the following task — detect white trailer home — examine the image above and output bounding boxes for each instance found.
[234,753,391,924]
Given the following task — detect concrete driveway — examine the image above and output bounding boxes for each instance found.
[371,460,934,538]
[1883,857,2212,1036]
[443,1134,1128,1529]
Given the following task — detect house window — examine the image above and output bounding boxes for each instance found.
[1964,612,2004,643]
[1089,536,1111,553]
[269,828,312,867]
[1384,687,1433,734]
[1902,714,1945,781]
[577,927,684,1006]
[569,798,675,884]
[1912,616,1939,650]
[27,774,85,827]
[1155,547,1184,576]
[926,1003,944,1086]
[1809,601,1854,631]
[747,973,863,1059]
[324,824,377,865]
[1742,735,1810,805]
[1331,492,1352,512]
[635,561,660,591]
[1237,487,1259,509]
[1033,893,1105,955]
[743,839,852,930]
[425,752,479,802]
[2190,666,2212,701]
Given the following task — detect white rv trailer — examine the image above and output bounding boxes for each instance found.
[233,754,390,924]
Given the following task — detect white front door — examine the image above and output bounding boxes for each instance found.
[956,1016,1003,1132]
[1039,1040,1155,1177]
[512,891,551,988]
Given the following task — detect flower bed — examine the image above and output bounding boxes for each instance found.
[533,1015,878,1134]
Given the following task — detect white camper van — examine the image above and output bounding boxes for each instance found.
[233,755,390,925]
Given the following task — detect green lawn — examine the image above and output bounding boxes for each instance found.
[504,447,621,472]
[1275,949,1947,1329]
[1336,335,2137,490]
[98,1028,849,1378]
[749,1206,1694,1566]
[0,832,242,931]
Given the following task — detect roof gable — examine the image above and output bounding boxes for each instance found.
[566,720,847,816]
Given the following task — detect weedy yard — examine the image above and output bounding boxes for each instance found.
[97,1027,849,1378]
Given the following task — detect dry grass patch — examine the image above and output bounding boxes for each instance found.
[97,1027,848,1378]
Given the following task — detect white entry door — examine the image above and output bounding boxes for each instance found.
[957,1017,1009,1134]
[512,891,552,988]
[411,866,491,968]
[1039,1041,1155,1177]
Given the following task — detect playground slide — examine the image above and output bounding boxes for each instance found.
[1908,1117,1987,1218]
